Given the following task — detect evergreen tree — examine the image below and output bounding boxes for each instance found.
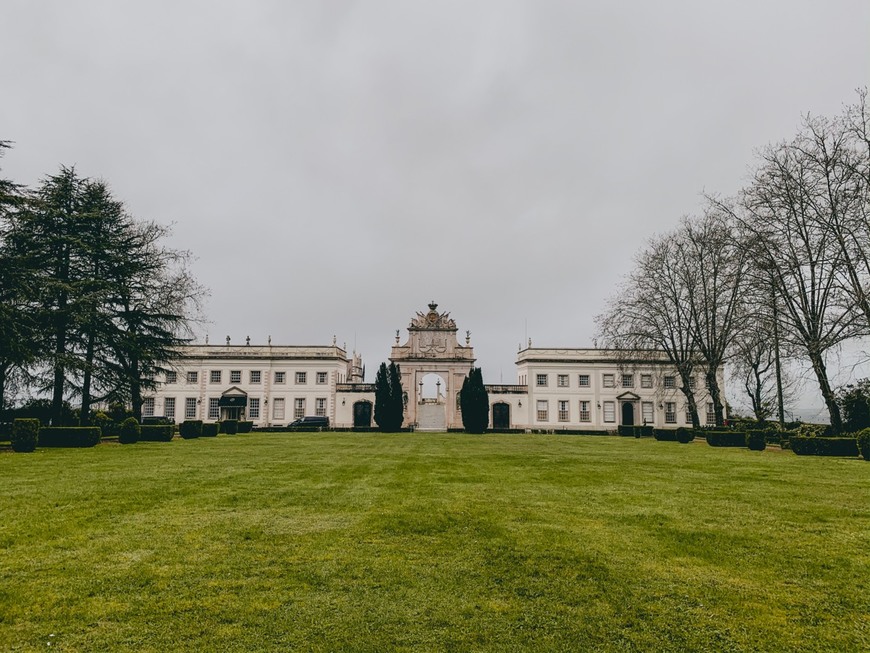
[3,165,203,423]
[374,361,404,432]
[460,367,489,434]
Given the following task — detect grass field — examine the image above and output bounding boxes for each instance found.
[1,433,868,652]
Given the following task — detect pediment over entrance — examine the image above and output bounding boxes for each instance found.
[616,391,641,401]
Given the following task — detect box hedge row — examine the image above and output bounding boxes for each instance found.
[201,422,219,437]
[139,425,174,442]
[704,431,747,447]
[790,436,859,457]
[38,427,101,448]
[179,420,202,439]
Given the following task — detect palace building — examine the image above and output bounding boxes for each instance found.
[142,302,724,431]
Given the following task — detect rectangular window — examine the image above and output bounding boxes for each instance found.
[687,377,696,390]
[208,398,219,420]
[187,371,198,384]
[578,374,590,387]
[536,400,548,422]
[250,370,261,384]
[164,397,176,420]
[665,402,676,424]
[706,402,715,425]
[664,375,675,389]
[603,401,615,423]
[557,374,569,388]
[249,398,260,419]
[622,374,634,388]
[641,374,652,388]
[273,397,285,420]
[558,400,569,422]
[685,409,692,424]
[165,370,177,384]
[579,401,591,422]
[642,401,654,424]
[294,398,305,419]
[315,398,327,416]
[210,370,221,384]
[230,370,241,384]
[185,397,197,419]
[536,374,548,387]
[274,371,286,384]
[316,372,328,384]
[296,372,307,384]
[603,374,615,388]
[142,397,155,417]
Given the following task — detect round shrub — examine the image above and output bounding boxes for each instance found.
[11,418,40,453]
[676,427,694,444]
[119,417,140,444]
[746,430,767,451]
[855,428,870,461]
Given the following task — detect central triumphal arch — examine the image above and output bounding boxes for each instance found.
[390,302,475,430]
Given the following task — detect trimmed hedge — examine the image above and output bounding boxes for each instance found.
[201,422,219,437]
[654,429,678,441]
[39,427,101,448]
[705,431,747,447]
[11,418,40,452]
[119,417,140,444]
[858,429,870,461]
[790,436,859,457]
[139,425,174,442]
[617,425,654,437]
[238,421,253,433]
[746,430,767,451]
[179,420,203,439]
[220,419,239,435]
[676,427,694,444]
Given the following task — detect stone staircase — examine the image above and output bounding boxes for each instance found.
[417,402,447,431]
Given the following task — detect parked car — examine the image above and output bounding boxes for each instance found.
[289,416,329,428]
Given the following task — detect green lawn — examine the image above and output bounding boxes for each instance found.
[1,433,868,652]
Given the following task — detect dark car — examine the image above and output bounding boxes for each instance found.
[289,416,330,429]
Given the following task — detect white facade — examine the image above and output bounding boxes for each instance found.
[144,303,725,431]
[145,343,354,427]
[512,348,724,430]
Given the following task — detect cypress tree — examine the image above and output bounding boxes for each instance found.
[374,361,404,432]
[460,367,489,434]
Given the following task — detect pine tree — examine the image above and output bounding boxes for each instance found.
[460,367,489,434]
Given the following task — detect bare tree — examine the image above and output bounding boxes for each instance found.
[722,136,865,432]
[677,205,748,425]
[596,232,702,427]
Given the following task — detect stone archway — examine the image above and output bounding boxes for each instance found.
[390,302,475,430]
[353,400,372,428]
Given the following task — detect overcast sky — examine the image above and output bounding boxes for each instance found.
[2,1,869,411]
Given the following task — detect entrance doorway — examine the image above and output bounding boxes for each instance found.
[621,402,635,426]
[353,401,372,428]
[492,402,510,429]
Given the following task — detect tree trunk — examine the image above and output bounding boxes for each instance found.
[51,249,70,426]
[807,350,843,433]
[131,352,142,422]
[80,329,95,426]
[0,361,8,419]
[705,367,726,426]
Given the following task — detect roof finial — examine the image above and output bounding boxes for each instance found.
[226,335,231,346]
[246,335,251,346]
